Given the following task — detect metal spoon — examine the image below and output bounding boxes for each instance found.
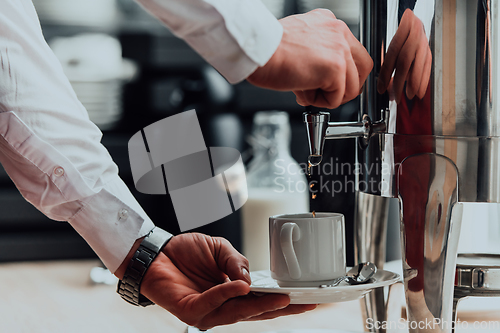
[320,262,377,288]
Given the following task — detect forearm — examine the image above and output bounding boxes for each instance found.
[134,0,283,83]
[0,0,158,273]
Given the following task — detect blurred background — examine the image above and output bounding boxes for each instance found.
[5,0,498,268]
[0,0,386,268]
[2,2,500,332]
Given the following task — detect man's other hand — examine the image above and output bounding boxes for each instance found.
[137,233,316,330]
[247,9,373,109]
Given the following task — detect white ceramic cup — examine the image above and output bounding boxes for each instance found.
[269,213,346,287]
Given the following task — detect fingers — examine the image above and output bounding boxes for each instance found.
[393,13,426,103]
[302,89,322,107]
[250,9,373,108]
[417,48,432,98]
[197,293,291,330]
[294,90,308,106]
[345,30,373,89]
[319,23,371,108]
[306,56,346,108]
[294,17,369,109]
[391,29,419,103]
[342,52,361,104]
[297,51,364,109]
[377,9,413,95]
[245,304,318,321]
[193,280,251,319]
[309,90,343,109]
[406,31,427,99]
[377,9,431,102]
[213,237,251,284]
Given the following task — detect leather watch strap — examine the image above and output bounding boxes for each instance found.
[117,227,172,307]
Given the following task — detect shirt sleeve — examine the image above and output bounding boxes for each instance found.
[0,0,160,273]
[134,0,283,84]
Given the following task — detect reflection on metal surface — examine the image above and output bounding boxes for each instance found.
[354,192,390,268]
[398,153,462,332]
[376,9,432,104]
[356,0,500,203]
[360,282,404,333]
[359,133,500,203]
[360,0,500,138]
[302,1,500,332]
[354,192,391,333]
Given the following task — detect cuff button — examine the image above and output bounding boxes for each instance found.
[118,209,129,221]
[54,166,65,177]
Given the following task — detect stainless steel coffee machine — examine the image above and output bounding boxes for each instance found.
[304,1,500,332]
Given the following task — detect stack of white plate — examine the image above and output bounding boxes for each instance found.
[71,80,122,131]
[69,59,136,130]
[297,0,359,24]
[32,0,118,27]
[69,59,137,130]
[50,34,137,130]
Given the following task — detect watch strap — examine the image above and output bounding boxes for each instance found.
[117,227,172,306]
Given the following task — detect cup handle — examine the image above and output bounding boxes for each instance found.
[280,222,301,280]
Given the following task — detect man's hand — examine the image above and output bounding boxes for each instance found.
[119,233,316,331]
[247,9,373,109]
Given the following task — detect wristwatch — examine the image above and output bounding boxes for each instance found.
[117,227,173,307]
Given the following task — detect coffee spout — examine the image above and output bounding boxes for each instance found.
[303,112,330,165]
[303,111,386,166]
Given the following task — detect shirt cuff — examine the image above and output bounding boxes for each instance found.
[0,111,160,273]
[205,0,283,65]
[136,0,283,84]
[194,0,284,83]
[68,175,157,273]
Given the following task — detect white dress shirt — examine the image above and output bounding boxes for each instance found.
[0,0,282,272]
[135,0,283,83]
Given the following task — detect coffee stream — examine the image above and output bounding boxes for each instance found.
[308,161,316,218]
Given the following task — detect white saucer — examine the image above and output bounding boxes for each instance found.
[250,269,400,304]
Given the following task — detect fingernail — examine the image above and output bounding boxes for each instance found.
[241,267,251,284]
[252,292,266,297]
[274,302,288,310]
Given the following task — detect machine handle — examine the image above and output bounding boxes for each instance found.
[280,222,302,280]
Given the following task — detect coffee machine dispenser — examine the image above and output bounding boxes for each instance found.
[304,1,500,332]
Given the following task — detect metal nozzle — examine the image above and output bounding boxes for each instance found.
[303,112,330,163]
[303,111,387,166]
